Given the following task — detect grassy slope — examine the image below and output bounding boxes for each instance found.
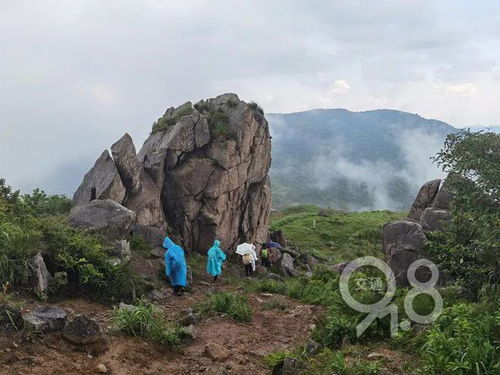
[270,205,406,263]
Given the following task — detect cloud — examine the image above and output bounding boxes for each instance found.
[310,128,445,211]
[0,0,498,196]
[433,83,478,96]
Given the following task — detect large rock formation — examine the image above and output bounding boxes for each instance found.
[383,177,454,286]
[72,94,272,253]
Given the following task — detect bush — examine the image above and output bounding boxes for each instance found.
[40,217,149,302]
[194,101,210,113]
[0,222,40,287]
[113,300,186,347]
[418,302,499,374]
[0,185,148,302]
[198,292,252,322]
[428,131,499,296]
[151,105,194,133]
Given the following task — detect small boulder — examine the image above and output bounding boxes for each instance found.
[255,265,268,276]
[62,315,103,345]
[279,253,298,277]
[180,312,199,327]
[184,325,197,340]
[204,343,229,361]
[304,340,321,356]
[97,364,108,374]
[23,306,67,332]
[273,357,306,375]
[68,199,136,239]
[32,253,52,293]
[268,247,282,265]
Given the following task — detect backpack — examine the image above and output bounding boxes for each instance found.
[242,253,253,265]
[261,249,268,258]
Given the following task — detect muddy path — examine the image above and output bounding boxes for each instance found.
[0,274,323,375]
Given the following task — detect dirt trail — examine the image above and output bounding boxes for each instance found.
[0,275,323,375]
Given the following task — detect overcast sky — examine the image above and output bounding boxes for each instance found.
[1,0,499,195]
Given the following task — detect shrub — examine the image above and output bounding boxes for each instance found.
[418,302,499,375]
[151,105,194,134]
[198,292,252,322]
[113,300,186,347]
[0,222,40,287]
[194,101,210,113]
[428,130,499,296]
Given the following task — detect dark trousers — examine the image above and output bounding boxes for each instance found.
[173,285,184,296]
[262,258,270,268]
[245,264,253,277]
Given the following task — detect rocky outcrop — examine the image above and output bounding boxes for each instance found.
[408,179,441,220]
[68,199,136,239]
[73,151,126,206]
[384,176,455,286]
[73,93,272,252]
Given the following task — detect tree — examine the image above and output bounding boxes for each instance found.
[428,130,499,295]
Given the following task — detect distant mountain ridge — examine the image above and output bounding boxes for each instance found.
[268,108,458,211]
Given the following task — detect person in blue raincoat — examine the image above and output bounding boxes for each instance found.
[206,240,227,282]
[163,236,187,296]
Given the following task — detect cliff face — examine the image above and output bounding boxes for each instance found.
[72,93,272,253]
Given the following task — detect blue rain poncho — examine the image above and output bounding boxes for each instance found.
[206,240,226,277]
[163,237,187,287]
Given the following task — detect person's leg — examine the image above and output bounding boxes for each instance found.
[213,275,218,282]
[245,264,251,277]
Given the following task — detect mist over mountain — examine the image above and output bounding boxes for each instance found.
[268,109,457,211]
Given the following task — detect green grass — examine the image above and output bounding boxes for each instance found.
[308,349,382,375]
[113,300,187,347]
[270,205,405,262]
[260,299,289,311]
[197,292,252,322]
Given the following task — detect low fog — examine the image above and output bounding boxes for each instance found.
[310,129,446,211]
